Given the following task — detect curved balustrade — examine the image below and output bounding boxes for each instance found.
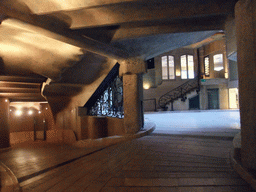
[158,76,200,109]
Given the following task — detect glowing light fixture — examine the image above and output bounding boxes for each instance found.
[15,110,22,116]
[5,99,8,102]
[225,72,228,79]
[38,111,42,114]
[143,83,150,89]
[176,69,181,77]
[28,110,33,115]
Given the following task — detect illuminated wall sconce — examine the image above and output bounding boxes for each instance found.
[15,110,22,116]
[225,72,228,79]
[28,110,33,115]
[143,83,150,89]
[176,69,181,76]
[5,99,8,102]
[38,111,42,114]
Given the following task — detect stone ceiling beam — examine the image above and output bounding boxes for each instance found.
[62,0,237,29]
[112,16,226,40]
[0,3,129,60]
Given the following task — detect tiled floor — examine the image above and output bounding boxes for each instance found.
[1,135,253,192]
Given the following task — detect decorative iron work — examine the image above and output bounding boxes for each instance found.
[88,76,124,118]
[159,76,200,109]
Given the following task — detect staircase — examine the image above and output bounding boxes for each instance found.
[158,76,200,110]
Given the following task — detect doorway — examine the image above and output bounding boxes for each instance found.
[34,117,46,141]
[207,88,219,109]
[189,95,200,110]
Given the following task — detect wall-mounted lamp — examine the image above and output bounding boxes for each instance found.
[15,110,22,116]
[143,83,150,90]
[176,69,181,76]
[225,72,228,79]
[28,110,33,115]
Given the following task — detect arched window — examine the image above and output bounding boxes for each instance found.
[180,55,194,79]
[213,54,224,71]
[161,55,175,80]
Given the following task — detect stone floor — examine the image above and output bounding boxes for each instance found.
[0,135,254,192]
[1,110,254,192]
[145,110,240,137]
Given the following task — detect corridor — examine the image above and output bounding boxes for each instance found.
[1,110,253,191]
[0,133,253,191]
[16,135,253,191]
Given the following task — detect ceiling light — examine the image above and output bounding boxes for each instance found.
[28,110,33,115]
[15,110,22,116]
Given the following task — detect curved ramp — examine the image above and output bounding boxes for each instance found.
[0,161,20,192]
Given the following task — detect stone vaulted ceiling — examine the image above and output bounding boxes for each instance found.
[0,0,237,101]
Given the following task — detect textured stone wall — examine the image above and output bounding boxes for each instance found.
[236,0,256,170]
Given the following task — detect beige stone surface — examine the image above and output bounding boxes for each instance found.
[46,129,76,144]
[10,132,34,145]
[120,57,146,75]
[236,0,256,170]
[123,74,142,134]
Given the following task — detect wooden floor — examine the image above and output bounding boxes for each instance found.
[1,135,255,192]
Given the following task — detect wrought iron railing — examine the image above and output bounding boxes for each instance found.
[158,76,200,109]
[88,76,124,118]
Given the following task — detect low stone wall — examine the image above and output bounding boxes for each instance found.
[74,121,155,149]
[10,129,77,145]
[80,116,125,139]
[46,129,77,144]
[10,131,34,145]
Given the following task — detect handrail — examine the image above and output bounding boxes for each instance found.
[158,76,200,109]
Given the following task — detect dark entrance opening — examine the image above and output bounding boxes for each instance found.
[189,95,200,110]
[207,88,219,109]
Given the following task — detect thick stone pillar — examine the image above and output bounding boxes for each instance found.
[235,0,256,170]
[0,98,10,148]
[121,58,146,134]
[123,74,143,134]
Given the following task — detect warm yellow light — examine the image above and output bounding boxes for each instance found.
[225,72,229,79]
[15,110,22,116]
[16,0,103,14]
[143,84,150,89]
[38,111,42,114]
[176,69,181,76]
[0,19,84,80]
[28,110,33,115]
[5,99,8,102]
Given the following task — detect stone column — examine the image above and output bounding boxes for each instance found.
[0,98,10,148]
[121,58,146,134]
[235,0,256,170]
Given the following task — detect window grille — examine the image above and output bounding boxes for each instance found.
[88,76,124,118]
